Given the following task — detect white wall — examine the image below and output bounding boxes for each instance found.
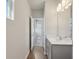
[6,0,31,59]
[32,10,44,18]
[44,0,72,38]
[44,0,58,37]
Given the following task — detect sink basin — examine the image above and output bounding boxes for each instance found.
[47,36,72,45]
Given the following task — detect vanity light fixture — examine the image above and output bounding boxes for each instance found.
[62,0,66,8]
[57,3,62,12]
[57,0,72,12]
[65,2,72,9]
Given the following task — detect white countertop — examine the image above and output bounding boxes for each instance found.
[47,36,72,45]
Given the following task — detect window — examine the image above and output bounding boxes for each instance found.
[6,0,14,20]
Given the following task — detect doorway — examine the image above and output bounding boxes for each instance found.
[31,18,44,49]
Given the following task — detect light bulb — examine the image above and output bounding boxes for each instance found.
[65,0,68,5]
[68,3,72,6]
[57,5,59,12]
[62,0,66,7]
[57,3,62,12]
[65,3,71,9]
[58,3,62,10]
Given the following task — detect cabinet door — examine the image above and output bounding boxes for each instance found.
[47,41,52,59]
[52,45,72,59]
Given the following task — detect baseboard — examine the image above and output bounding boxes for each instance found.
[25,49,30,59]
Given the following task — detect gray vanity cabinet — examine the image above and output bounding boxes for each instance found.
[46,39,72,59]
[51,45,72,59]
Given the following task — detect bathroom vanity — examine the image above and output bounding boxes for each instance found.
[45,36,72,59]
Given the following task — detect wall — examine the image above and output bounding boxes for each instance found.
[44,0,58,37]
[31,10,44,18]
[6,0,31,59]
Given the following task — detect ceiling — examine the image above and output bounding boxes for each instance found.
[28,0,45,10]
